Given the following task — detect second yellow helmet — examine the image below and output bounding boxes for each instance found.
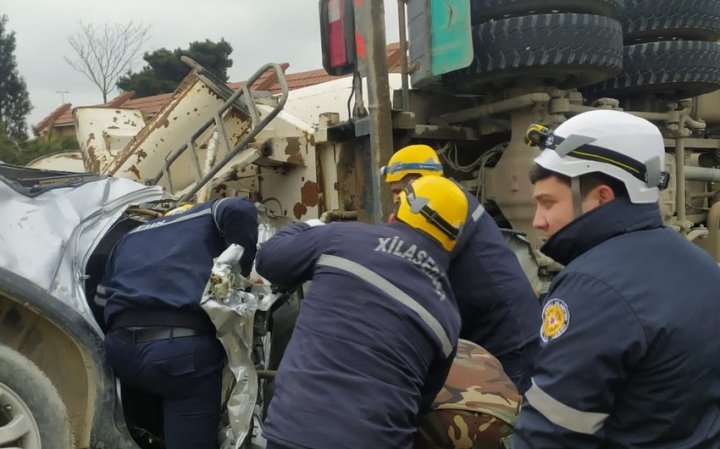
[381,144,444,183]
[396,176,468,251]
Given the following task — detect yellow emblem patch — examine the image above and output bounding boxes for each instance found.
[541,298,569,342]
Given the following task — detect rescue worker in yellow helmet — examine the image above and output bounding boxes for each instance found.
[381,145,536,448]
[382,144,540,392]
[256,176,468,449]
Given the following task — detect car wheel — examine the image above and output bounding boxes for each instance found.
[471,0,624,24]
[0,344,72,449]
[443,13,623,93]
[261,292,300,419]
[583,40,720,100]
[622,0,720,44]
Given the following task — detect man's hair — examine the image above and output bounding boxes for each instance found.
[528,163,628,199]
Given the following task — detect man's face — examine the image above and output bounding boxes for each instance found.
[532,176,575,238]
[389,175,420,205]
[532,175,607,238]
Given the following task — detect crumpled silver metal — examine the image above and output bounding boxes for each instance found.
[201,244,280,449]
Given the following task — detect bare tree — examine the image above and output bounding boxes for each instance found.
[65,21,151,103]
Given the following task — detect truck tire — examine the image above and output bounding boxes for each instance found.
[622,0,720,43]
[471,0,624,24]
[583,40,720,99]
[444,14,623,93]
[0,344,72,449]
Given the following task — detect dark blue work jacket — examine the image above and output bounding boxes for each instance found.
[513,198,720,449]
[256,221,460,449]
[101,197,258,330]
[450,191,540,357]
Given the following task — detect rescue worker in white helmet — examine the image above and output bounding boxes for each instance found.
[382,144,540,393]
[256,176,468,449]
[512,109,720,448]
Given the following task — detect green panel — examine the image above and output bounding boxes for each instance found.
[430,0,473,76]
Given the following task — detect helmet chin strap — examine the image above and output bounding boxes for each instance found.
[571,176,583,219]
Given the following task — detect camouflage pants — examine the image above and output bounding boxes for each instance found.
[415,409,513,449]
[414,339,520,449]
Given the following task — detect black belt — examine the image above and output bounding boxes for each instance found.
[111,326,207,343]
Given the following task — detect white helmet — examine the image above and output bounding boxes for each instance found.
[532,110,668,204]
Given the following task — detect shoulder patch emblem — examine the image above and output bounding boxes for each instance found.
[541,298,570,342]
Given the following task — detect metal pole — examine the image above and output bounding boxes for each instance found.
[708,201,720,262]
[435,93,552,124]
[398,0,410,111]
[359,0,395,223]
[684,165,720,183]
[676,137,687,232]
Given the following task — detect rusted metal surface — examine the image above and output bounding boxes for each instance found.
[300,180,320,207]
[74,108,145,173]
[258,155,318,221]
[284,137,305,166]
[254,105,318,220]
[292,202,308,219]
[104,72,251,193]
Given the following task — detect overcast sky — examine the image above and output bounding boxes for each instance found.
[3,0,399,132]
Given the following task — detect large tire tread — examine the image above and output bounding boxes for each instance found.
[622,0,720,43]
[444,14,623,93]
[471,0,624,24]
[583,40,720,99]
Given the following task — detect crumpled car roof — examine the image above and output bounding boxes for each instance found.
[0,163,163,334]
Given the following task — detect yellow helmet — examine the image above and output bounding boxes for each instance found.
[381,144,444,183]
[396,176,468,251]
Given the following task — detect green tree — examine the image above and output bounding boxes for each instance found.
[117,39,233,97]
[0,131,78,166]
[0,15,32,141]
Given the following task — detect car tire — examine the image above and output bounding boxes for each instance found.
[470,0,624,23]
[0,344,73,449]
[261,292,300,419]
[443,13,623,93]
[582,40,720,99]
[622,0,720,44]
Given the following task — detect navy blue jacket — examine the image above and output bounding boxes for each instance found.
[256,221,460,449]
[451,191,540,356]
[513,198,720,449]
[101,197,258,329]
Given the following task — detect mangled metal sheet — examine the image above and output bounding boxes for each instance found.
[74,107,146,173]
[0,169,163,335]
[200,245,280,449]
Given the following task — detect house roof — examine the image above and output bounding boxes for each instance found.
[34,42,403,135]
[32,103,72,135]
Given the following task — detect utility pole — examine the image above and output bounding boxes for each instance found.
[355,0,394,223]
[56,90,70,104]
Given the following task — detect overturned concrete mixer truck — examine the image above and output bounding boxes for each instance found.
[2,0,720,448]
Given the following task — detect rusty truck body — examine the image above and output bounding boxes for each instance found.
[2,0,720,448]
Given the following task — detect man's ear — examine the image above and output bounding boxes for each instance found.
[597,184,616,204]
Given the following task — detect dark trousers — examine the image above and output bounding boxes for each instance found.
[498,338,541,394]
[105,331,225,449]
